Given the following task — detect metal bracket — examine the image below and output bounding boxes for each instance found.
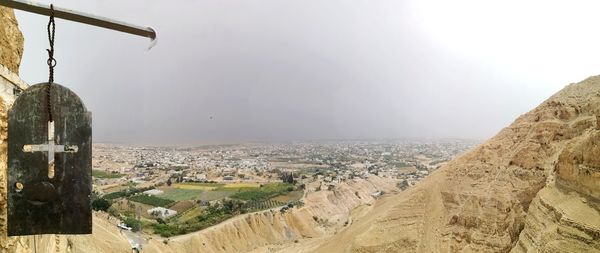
[0,0,156,41]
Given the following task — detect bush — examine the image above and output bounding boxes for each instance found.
[124,217,141,232]
[103,191,127,200]
[222,199,245,214]
[152,223,179,237]
[107,207,120,218]
[92,198,112,211]
[103,187,154,200]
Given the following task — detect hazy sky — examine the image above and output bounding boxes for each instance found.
[12,0,600,144]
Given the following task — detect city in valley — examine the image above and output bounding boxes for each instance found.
[91,139,479,240]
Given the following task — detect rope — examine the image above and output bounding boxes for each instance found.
[46,4,56,122]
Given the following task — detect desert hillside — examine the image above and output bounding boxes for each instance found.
[302,79,600,253]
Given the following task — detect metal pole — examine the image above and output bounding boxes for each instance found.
[0,0,156,41]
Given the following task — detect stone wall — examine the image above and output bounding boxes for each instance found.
[0,7,30,253]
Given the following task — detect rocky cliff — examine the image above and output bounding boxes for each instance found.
[305,79,600,253]
[0,7,26,253]
[0,7,23,75]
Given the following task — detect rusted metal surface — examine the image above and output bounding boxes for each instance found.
[7,83,92,236]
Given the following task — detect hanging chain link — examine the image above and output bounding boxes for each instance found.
[46,4,56,123]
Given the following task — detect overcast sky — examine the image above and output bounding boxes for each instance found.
[12,0,600,144]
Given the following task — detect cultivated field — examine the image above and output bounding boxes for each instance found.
[172,183,219,191]
[159,188,204,201]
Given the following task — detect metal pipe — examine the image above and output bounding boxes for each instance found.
[0,0,156,41]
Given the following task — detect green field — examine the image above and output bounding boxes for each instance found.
[222,183,261,188]
[231,183,294,201]
[111,182,302,238]
[174,182,261,191]
[243,199,287,212]
[160,188,203,201]
[92,170,123,178]
[163,188,234,201]
[173,183,220,190]
[178,206,203,223]
[167,182,266,200]
[128,194,174,207]
[197,190,233,201]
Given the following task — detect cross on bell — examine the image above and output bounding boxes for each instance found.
[22,121,78,178]
[8,82,92,236]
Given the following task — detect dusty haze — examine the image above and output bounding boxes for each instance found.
[13,0,600,144]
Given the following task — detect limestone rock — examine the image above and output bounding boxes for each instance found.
[306,77,600,253]
[0,7,23,74]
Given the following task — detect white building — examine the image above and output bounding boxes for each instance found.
[147,207,177,219]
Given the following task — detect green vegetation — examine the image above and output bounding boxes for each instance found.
[173,182,224,190]
[123,181,138,188]
[152,201,239,237]
[103,191,127,200]
[128,194,174,207]
[243,199,286,212]
[91,198,112,211]
[109,182,302,238]
[160,188,203,201]
[196,191,234,201]
[230,183,294,201]
[102,187,153,200]
[107,207,120,217]
[92,169,123,178]
[124,217,142,232]
[177,206,203,223]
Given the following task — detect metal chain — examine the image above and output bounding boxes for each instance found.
[46,4,56,122]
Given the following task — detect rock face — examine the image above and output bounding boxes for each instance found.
[0,7,26,253]
[306,78,600,253]
[511,81,600,253]
[0,7,23,74]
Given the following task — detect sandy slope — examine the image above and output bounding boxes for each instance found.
[299,77,600,253]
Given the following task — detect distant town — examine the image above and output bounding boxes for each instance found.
[91,139,479,240]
